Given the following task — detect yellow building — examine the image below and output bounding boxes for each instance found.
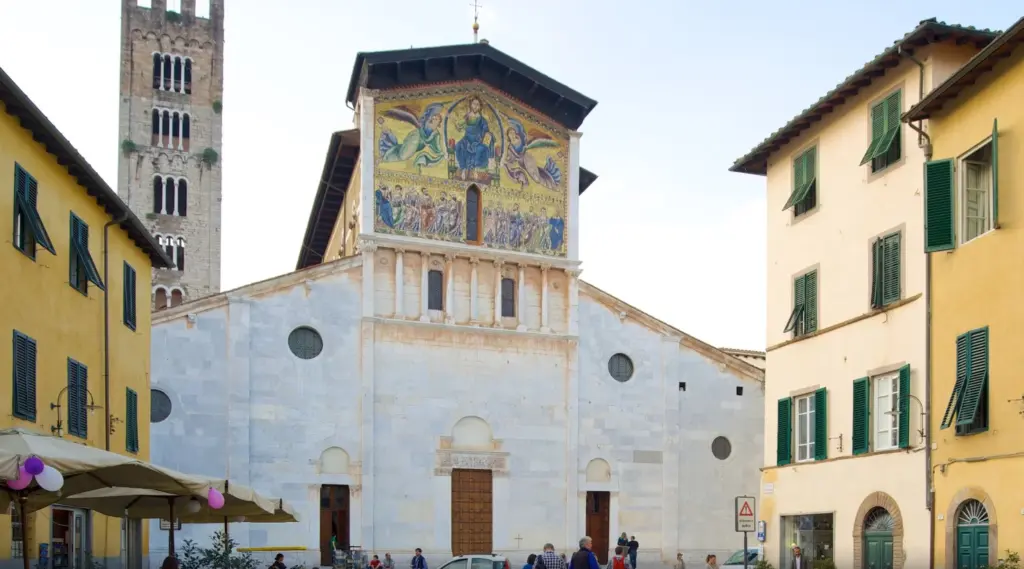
[903,15,1024,569]
[0,66,172,569]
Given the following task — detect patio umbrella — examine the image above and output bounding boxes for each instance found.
[178,497,300,523]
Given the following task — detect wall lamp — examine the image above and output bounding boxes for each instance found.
[50,386,102,438]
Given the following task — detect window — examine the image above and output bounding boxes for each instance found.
[66,358,88,439]
[170,289,184,307]
[783,270,817,337]
[778,389,827,465]
[870,232,901,308]
[123,262,137,330]
[466,185,481,242]
[69,213,104,294]
[940,327,989,435]
[608,353,634,382]
[151,389,173,423]
[152,53,192,94]
[154,287,168,310]
[860,90,901,173]
[779,514,834,568]
[152,176,188,216]
[288,326,324,360]
[151,108,191,150]
[12,331,37,421]
[711,436,731,460]
[795,393,816,462]
[428,269,444,310]
[126,388,139,454]
[12,164,55,259]
[783,146,817,216]
[11,505,23,558]
[873,371,899,451]
[958,123,1000,244]
[500,277,515,317]
[158,235,186,271]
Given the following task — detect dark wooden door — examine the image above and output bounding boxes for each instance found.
[320,485,350,566]
[451,469,493,556]
[586,491,610,564]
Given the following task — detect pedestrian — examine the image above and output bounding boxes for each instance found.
[383,553,395,569]
[617,534,628,551]
[411,548,428,569]
[789,546,808,569]
[606,546,630,569]
[704,555,717,569]
[525,554,538,569]
[626,536,639,569]
[370,555,382,569]
[535,543,566,569]
[270,554,286,569]
[569,537,600,569]
[675,553,684,569]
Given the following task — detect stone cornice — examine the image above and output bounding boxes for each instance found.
[359,233,581,269]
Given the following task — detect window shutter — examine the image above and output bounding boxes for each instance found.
[123,263,137,329]
[803,271,818,333]
[957,328,989,427]
[992,118,999,228]
[882,233,901,305]
[13,332,37,421]
[924,159,956,252]
[870,239,883,308]
[860,103,887,165]
[126,388,139,453]
[898,364,911,449]
[78,363,88,438]
[813,387,828,460]
[940,333,970,429]
[776,398,792,466]
[852,377,870,455]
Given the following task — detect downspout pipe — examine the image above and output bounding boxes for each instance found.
[899,46,935,569]
[103,212,130,451]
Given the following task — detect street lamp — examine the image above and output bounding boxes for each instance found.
[50,386,102,437]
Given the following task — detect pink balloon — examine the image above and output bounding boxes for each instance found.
[208,487,225,510]
[6,466,32,491]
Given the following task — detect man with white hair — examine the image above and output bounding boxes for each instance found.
[569,537,600,569]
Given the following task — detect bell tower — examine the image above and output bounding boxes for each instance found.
[117,0,224,309]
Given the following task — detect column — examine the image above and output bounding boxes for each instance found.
[469,257,479,323]
[419,253,430,322]
[492,259,503,327]
[159,57,165,91]
[394,249,404,318]
[540,264,551,333]
[157,110,163,148]
[516,264,527,331]
[444,254,455,325]
[361,241,376,317]
[358,91,376,236]
[177,113,184,151]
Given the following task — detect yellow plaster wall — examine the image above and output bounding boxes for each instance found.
[372,83,569,256]
[927,46,1024,567]
[0,100,154,563]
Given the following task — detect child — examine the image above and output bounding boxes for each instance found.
[370,555,381,569]
[606,547,631,569]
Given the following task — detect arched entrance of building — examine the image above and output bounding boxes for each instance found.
[956,500,990,569]
[863,507,894,569]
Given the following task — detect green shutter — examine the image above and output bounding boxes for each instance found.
[860,92,902,167]
[123,262,137,330]
[67,359,88,438]
[813,387,828,460]
[924,159,956,252]
[12,331,37,421]
[992,119,999,229]
[870,239,883,308]
[898,365,911,449]
[785,275,807,333]
[13,165,56,255]
[852,377,871,455]
[860,103,887,165]
[784,148,817,211]
[803,271,818,333]
[957,328,989,427]
[777,398,792,466]
[881,233,901,305]
[126,388,139,453]
[940,333,970,429]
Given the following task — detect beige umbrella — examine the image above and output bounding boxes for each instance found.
[179,497,300,524]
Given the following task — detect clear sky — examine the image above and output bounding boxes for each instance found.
[0,1,1017,350]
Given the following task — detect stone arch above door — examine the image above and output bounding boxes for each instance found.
[436,415,509,477]
[944,487,998,569]
[852,491,906,569]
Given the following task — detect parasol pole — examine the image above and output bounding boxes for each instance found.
[167,496,176,557]
[18,493,29,569]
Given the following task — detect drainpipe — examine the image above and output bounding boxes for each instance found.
[103,213,130,451]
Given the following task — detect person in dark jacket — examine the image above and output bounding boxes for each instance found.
[569,537,600,569]
[626,536,639,569]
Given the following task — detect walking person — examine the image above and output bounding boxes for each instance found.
[606,546,631,569]
[626,537,639,569]
[569,537,600,569]
[411,548,428,569]
[616,534,628,552]
[525,554,538,569]
[789,546,809,569]
[270,554,287,569]
[704,555,717,569]
[535,544,566,569]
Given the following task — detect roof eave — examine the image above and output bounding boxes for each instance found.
[295,129,360,271]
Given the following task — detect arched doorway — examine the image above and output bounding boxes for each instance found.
[956,500,990,569]
[863,507,894,569]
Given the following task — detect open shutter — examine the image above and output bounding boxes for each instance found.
[957,328,989,427]
[898,365,911,448]
[940,333,970,429]
[860,104,886,165]
[777,398,792,466]
[803,271,818,333]
[852,377,870,455]
[813,387,828,460]
[882,233,901,305]
[924,159,956,252]
[870,239,883,308]
[126,388,139,453]
[992,119,999,228]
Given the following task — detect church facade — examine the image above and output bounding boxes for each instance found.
[146,42,764,568]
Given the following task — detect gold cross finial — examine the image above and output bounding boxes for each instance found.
[470,0,482,42]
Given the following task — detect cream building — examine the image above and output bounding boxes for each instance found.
[729,19,999,569]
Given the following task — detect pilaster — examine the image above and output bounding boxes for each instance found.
[444,254,456,325]
[567,131,583,261]
[492,259,503,327]
[516,264,527,331]
[358,90,376,237]
[394,249,405,318]
[565,337,580,550]
[469,257,480,323]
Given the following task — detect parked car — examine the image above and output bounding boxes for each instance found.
[722,549,759,566]
[436,554,511,569]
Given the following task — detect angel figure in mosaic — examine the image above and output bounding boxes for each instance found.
[502,118,562,190]
[378,103,447,166]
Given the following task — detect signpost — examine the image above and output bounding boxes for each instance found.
[735,496,756,569]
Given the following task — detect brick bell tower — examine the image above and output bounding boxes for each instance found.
[117,0,224,310]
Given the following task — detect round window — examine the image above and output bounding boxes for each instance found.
[711,436,732,460]
[608,353,634,382]
[151,389,172,423]
[288,326,324,359]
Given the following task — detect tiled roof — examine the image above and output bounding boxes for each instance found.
[730,19,1001,176]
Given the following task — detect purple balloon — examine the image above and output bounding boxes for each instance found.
[6,466,32,491]
[24,456,44,476]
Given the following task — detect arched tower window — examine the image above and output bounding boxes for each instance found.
[152,176,163,214]
[173,57,183,92]
[181,113,191,151]
[161,111,170,147]
[466,185,481,243]
[170,289,184,308]
[184,59,193,94]
[175,237,186,271]
[154,287,168,311]
[152,54,162,89]
[162,54,172,90]
[171,112,180,148]
[151,109,160,145]
[177,179,188,216]
[164,177,175,214]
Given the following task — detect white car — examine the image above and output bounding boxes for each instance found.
[436,554,511,569]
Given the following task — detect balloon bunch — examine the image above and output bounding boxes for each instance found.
[5,456,64,492]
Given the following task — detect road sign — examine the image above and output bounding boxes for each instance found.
[735,496,756,532]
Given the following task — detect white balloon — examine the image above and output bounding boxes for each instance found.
[186,499,202,514]
[35,466,64,492]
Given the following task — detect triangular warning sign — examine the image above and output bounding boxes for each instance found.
[739,501,753,516]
